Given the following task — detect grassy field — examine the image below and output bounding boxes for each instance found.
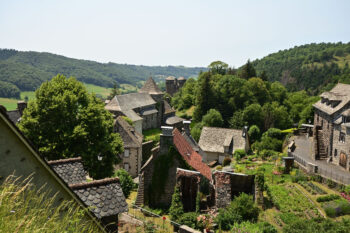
[84,83,111,98]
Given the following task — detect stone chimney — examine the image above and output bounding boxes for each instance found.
[183,120,191,135]
[17,101,27,116]
[160,126,173,155]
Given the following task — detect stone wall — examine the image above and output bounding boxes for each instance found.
[214,172,232,208]
[142,140,155,166]
[314,109,333,159]
[332,124,350,170]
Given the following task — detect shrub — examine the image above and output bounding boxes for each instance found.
[222,157,232,166]
[326,179,336,188]
[291,170,308,183]
[114,169,134,198]
[325,206,337,217]
[316,194,340,203]
[234,149,246,160]
[169,186,184,222]
[248,125,261,144]
[178,212,199,229]
[202,109,224,127]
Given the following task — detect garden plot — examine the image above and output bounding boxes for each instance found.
[298,181,327,195]
[267,184,321,222]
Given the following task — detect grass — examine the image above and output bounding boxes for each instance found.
[84,83,111,98]
[143,128,162,142]
[0,97,18,110]
[0,175,101,233]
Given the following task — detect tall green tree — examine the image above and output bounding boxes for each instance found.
[202,109,224,127]
[193,72,215,122]
[19,74,123,179]
[240,60,257,80]
[107,82,121,100]
[208,61,228,75]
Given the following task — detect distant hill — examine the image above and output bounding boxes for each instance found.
[251,42,350,93]
[0,49,205,97]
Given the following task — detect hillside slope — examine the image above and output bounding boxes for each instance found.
[251,42,350,93]
[0,49,205,94]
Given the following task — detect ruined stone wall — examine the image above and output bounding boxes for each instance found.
[214,172,231,209]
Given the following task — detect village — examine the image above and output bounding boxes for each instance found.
[2,73,350,233]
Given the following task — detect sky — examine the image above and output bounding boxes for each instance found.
[0,0,350,67]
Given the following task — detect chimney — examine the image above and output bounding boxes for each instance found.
[242,126,248,138]
[183,120,191,135]
[17,101,27,116]
[160,126,173,155]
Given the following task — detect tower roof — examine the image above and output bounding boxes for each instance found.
[139,77,163,94]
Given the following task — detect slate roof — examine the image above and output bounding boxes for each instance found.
[48,157,87,185]
[139,77,163,94]
[105,93,156,112]
[182,131,200,152]
[173,128,212,181]
[314,83,350,116]
[69,178,128,219]
[123,109,143,122]
[6,109,21,124]
[198,127,246,153]
[164,100,176,115]
[115,116,143,148]
[166,116,184,125]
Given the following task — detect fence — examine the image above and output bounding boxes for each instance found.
[291,153,350,185]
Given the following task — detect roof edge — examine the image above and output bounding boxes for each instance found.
[69,177,120,190]
[47,157,82,165]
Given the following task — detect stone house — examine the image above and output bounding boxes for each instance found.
[114,116,143,178]
[198,127,250,164]
[135,126,212,208]
[165,76,186,96]
[313,83,350,171]
[1,105,128,232]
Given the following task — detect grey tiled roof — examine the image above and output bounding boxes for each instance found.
[165,116,184,125]
[48,157,87,185]
[69,178,128,218]
[6,110,21,124]
[314,83,350,115]
[139,77,163,94]
[198,127,246,153]
[164,100,176,114]
[115,116,143,148]
[105,93,156,112]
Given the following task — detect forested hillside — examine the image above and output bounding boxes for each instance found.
[251,42,350,93]
[0,49,205,97]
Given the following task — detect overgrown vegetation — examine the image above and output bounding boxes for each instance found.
[0,175,101,232]
[114,169,134,198]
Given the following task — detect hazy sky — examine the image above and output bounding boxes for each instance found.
[1,0,349,67]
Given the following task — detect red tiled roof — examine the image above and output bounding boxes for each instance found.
[173,128,212,181]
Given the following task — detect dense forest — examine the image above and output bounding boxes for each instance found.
[0,49,205,97]
[250,42,350,93]
[172,61,319,153]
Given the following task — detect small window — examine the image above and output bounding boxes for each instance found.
[124,149,130,157]
[124,163,130,171]
[340,132,346,143]
[334,149,338,157]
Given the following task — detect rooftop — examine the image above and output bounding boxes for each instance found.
[198,127,246,153]
[139,77,163,95]
[105,92,156,112]
[69,178,128,219]
[173,128,212,181]
[115,116,143,148]
[314,83,350,115]
[48,157,87,185]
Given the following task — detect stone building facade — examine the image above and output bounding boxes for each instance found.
[114,116,143,178]
[313,83,350,171]
[165,76,186,96]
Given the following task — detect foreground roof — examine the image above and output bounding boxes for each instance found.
[48,157,87,185]
[198,127,245,153]
[139,77,163,95]
[105,93,156,112]
[173,128,212,181]
[70,178,128,219]
[115,116,143,148]
[314,83,350,115]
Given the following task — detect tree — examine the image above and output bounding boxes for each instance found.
[169,186,184,222]
[19,74,123,179]
[208,61,228,75]
[202,109,224,127]
[107,82,121,100]
[191,122,203,142]
[248,125,260,144]
[240,60,256,80]
[115,169,134,198]
[193,72,215,122]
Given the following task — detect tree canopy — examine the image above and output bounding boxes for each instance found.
[19,74,123,179]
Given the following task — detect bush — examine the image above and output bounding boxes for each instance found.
[215,193,259,231]
[202,109,224,127]
[222,157,232,166]
[169,186,184,222]
[316,194,340,202]
[325,206,337,217]
[191,122,203,142]
[291,170,308,183]
[234,149,246,160]
[114,169,134,198]
[326,179,336,188]
[178,212,199,229]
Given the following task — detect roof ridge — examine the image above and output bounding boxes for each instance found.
[47,157,82,165]
[69,177,120,190]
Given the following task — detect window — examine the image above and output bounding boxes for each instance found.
[340,132,346,143]
[124,163,130,171]
[124,149,130,157]
[334,149,338,157]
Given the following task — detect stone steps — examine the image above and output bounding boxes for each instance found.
[135,175,144,207]
[317,130,327,159]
